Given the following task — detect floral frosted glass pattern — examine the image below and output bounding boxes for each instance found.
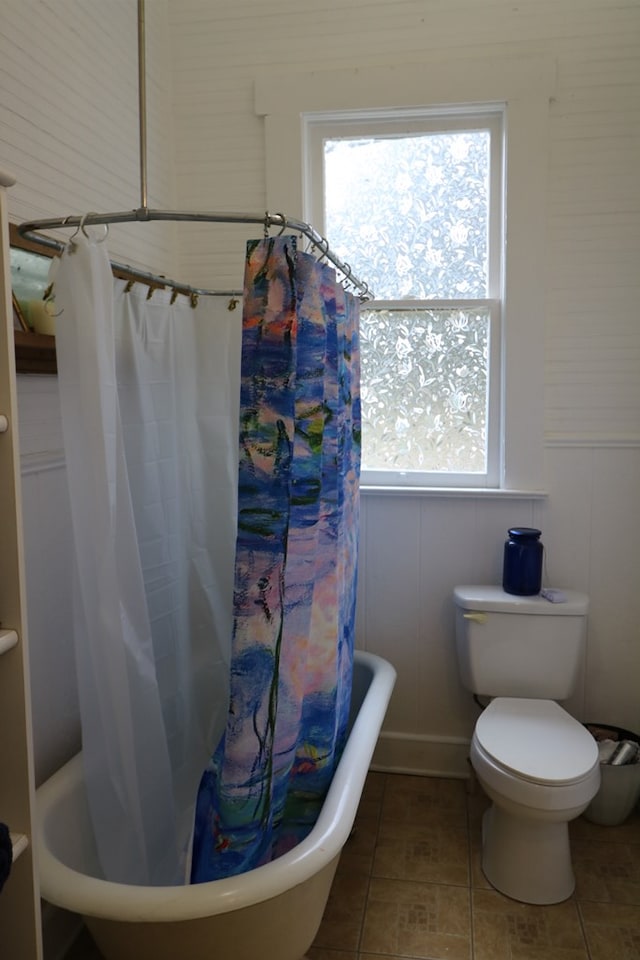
[360,308,489,473]
[324,131,490,299]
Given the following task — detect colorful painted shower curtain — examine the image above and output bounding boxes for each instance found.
[191,237,361,881]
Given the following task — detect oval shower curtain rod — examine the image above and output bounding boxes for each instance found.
[17,209,374,300]
[17,0,373,301]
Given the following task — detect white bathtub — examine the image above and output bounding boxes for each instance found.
[36,650,395,960]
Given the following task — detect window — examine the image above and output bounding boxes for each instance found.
[306,110,503,487]
[258,56,553,492]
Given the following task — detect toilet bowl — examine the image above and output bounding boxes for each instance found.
[470,697,600,904]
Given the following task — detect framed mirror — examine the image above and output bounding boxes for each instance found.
[11,223,58,374]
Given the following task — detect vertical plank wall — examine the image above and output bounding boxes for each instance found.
[0,0,637,787]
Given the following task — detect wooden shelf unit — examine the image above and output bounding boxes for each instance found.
[0,169,43,957]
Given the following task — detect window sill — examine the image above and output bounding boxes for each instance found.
[360,485,547,499]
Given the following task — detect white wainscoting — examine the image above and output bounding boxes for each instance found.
[17,374,640,780]
[359,442,640,777]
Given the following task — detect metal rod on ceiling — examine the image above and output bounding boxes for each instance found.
[137,0,148,211]
[16,2,374,300]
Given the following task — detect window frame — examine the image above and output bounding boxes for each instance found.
[256,56,555,492]
[357,299,502,487]
[306,109,504,488]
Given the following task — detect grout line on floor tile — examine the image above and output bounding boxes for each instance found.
[356,771,387,954]
[464,765,477,960]
[575,899,595,960]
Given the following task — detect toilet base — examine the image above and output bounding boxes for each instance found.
[482,804,575,904]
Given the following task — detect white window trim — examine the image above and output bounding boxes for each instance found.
[307,110,502,488]
[256,56,556,492]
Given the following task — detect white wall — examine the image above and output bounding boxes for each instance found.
[0,0,178,786]
[0,0,176,274]
[167,0,640,772]
[0,0,638,786]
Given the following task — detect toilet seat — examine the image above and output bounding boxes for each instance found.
[475,698,598,785]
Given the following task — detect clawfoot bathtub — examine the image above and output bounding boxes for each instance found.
[36,650,396,960]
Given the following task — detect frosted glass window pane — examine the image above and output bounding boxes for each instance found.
[324,131,490,299]
[360,308,489,473]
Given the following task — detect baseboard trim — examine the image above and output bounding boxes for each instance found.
[371,730,472,779]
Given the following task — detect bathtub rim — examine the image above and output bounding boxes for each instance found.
[35,650,395,923]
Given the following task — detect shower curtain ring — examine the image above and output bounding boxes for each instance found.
[79,213,109,243]
[67,216,82,246]
[275,213,287,236]
[263,212,270,238]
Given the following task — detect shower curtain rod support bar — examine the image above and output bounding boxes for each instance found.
[137,1,148,211]
[17,208,374,300]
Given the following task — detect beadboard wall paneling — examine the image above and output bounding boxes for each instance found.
[584,447,640,729]
[14,376,63,460]
[546,37,640,440]
[19,437,639,783]
[168,0,640,443]
[359,496,423,735]
[0,0,176,274]
[2,1,639,784]
[20,466,79,787]
[364,444,640,775]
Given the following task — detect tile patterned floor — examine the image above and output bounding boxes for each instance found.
[66,771,640,960]
[305,771,640,960]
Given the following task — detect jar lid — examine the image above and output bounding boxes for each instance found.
[508,527,541,539]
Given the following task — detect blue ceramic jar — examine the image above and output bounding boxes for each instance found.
[502,527,543,596]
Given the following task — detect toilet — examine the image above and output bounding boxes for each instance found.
[453,585,600,905]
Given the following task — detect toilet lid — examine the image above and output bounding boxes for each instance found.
[475,698,598,785]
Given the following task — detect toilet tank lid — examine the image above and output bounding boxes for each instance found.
[453,585,589,615]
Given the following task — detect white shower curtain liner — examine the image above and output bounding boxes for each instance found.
[53,235,240,884]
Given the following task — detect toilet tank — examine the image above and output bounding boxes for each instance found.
[453,586,589,699]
